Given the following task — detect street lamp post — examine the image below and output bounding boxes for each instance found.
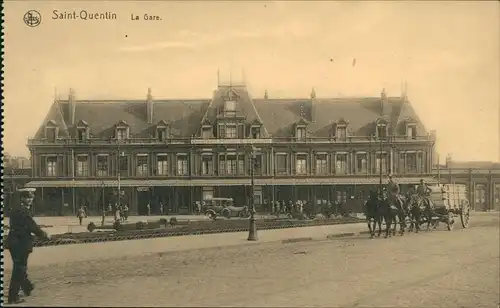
[115,140,125,219]
[101,181,106,226]
[248,146,258,241]
[379,135,383,189]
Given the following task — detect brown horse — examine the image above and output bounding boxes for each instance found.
[385,192,407,236]
[364,191,382,238]
[407,193,435,232]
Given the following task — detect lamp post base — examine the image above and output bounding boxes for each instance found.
[101,214,106,226]
[247,216,258,241]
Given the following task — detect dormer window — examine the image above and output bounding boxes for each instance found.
[115,120,129,140]
[334,118,349,140]
[224,100,236,117]
[296,127,306,141]
[375,118,389,138]
[404,118,418,140]
[77,129,85,141]
[251,127,261,139]
[202,126,213,139]
[157,129,166,142]
[116,128,127,140]
[76,120,89,141]
[199,119,214,139]
[155,120,169,142]
[46,128,57,141]
[249,119,263,139]
[407,124,417,139]
[377,124,387,138]
[295,118,308,141]
[226,124,237,138]
[217,122,240,139]
[337,126,347,139]
[44,120,59,141]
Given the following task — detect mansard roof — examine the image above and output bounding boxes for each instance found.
[32,86,428,140]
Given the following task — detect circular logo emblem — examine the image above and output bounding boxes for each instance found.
[23,10,42,27]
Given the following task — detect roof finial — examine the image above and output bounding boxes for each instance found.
[264,89,268,100]
[217,69,220,87]
[381,88,387,99]
[229,63,233,87]
[300,103,305,118]
[147,87,152,100]
[310,87,316,99]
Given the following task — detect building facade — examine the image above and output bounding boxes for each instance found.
[3,167,32,215]
[26,84,437,215]
[435,158,500,212]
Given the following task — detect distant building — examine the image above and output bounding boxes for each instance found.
[3,153,31,169]
[26,82,436,215]
[3,167,33,215]
[435,158,500,211]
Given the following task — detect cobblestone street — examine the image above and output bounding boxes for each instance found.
[4,213,499,307]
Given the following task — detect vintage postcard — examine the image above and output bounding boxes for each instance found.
[2,1,499,307]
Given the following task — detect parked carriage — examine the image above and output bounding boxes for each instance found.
[424,184,471,231]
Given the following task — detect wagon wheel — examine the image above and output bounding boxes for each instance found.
[446,212,454,231]
[460,200,470,228]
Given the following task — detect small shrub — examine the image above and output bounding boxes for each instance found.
[136,221,146,230]
[169,217,178,226]
[160,218,168,226]
[87,222,96,232]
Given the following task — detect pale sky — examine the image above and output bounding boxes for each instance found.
[4,1,500,162]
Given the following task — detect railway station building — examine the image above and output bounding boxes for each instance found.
[26,81,439,215]
[435,158,500,212]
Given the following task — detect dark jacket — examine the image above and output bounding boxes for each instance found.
[6,206,47,252]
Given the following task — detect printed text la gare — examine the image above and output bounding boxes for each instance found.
[131,13,162,21]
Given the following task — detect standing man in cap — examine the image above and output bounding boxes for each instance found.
[386,175,404,209]
[6,188,50,304]
[416,178,433,208]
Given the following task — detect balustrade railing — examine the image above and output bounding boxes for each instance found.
[27,134,432,146]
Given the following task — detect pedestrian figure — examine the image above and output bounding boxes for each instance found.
[160,202,164,215]
[6,188,49,304]
[114,205,121,222]
[123,204,129,221]
[146,203,151,216]
[107,203,112,216]
[77,207,85,226]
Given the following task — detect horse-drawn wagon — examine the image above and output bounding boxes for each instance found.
[425,184,471,231]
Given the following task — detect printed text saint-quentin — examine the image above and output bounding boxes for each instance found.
[52,10,118,20]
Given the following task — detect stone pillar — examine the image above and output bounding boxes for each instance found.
[390,149,394,174]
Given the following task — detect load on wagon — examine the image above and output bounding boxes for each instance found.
[421,184,471,230]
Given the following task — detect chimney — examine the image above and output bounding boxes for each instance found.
[445,153,453,168]
[380,88,388,115]
[401,81,408,102]
[310,87,316,122]
[146,88,153,124]
[264,89,268,100]
[68,88,76,125]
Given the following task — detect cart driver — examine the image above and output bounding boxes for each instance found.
[386,175,404,208]
[417,179,432,208]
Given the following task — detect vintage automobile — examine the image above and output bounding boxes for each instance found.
[203,197,250,220]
